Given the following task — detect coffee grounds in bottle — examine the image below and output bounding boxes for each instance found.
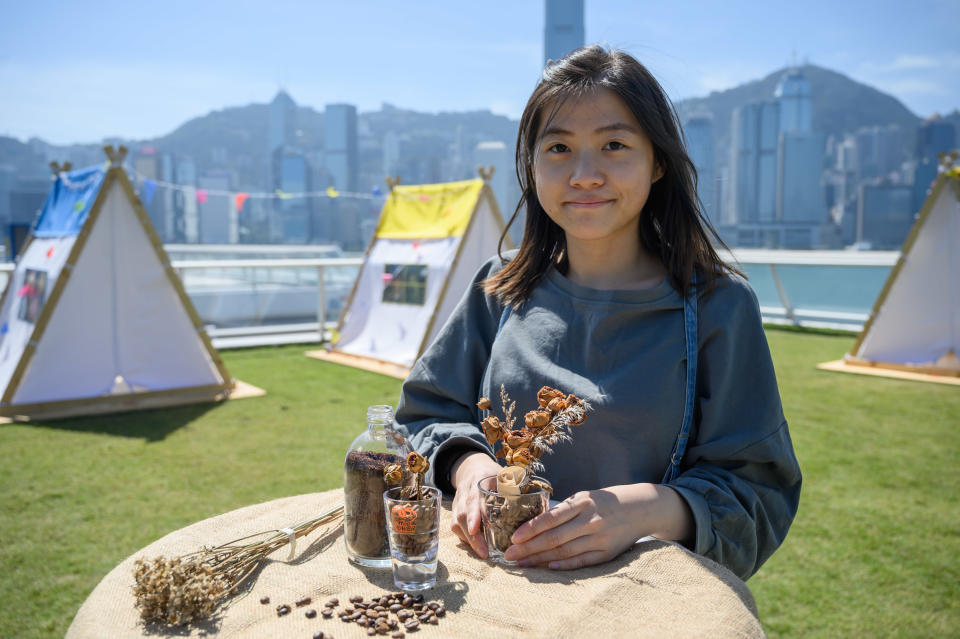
[344,450,403,559]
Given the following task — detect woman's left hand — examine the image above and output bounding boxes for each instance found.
[502,483,693,570]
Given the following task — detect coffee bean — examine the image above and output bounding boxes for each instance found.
[376,620,391,633]
[392,633,405,639]
[357,617,369,627]
[402,596,414,607]
[350,595,364,603]
[390,603,402,613]
[313,633,326,639]
[305,609,317,619]
[412,603,423,611]
[296,597,312,607]
[276,604,291,616]
[367,627,377,636]
[344,607,354,614]
[325,598,339,607]
[435,606,446,617]
[387,618,398,629]
[322,608,333,618]
[427,615,438,625]
[259,596,270,604]
[427,602,438,611]
[417,613,431,623]
[404,619,419,630]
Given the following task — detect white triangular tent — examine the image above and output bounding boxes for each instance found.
[309,173,509,379]
[818,160,960,385]
[0,146,237,419]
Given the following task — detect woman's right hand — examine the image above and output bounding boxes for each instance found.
[449,451,501,558]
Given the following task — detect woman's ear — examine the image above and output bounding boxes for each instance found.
[652,163,664,183]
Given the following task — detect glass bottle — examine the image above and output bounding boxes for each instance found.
[343,405,409,567]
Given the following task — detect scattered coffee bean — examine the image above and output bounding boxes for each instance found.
[392,633,405,639]
[344,607,353,614]
[376,620,391,633]
[325,598,339,607]
[427,616,438,625]
[313,633,326,639]
[402,596,413,607]
[404,619,419,631]
[350,595,363,603]
[305,608,317,619]
[321,608,333,618]
[296,596,312,607]
[387,618,398,629]
[357,617,369,627]
[418,613,431,623]
[413,603,423,611]
[259,596,270,604]
[390,603,402,613]
[276,604,291,617]
[427,602,439,611]
[367,628,377,636]
[435,606,446,617]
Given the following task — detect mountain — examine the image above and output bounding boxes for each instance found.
[677,63,921,146]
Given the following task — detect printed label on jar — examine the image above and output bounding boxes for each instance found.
[390,504,418,534]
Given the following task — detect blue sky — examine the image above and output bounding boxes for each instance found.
[1,0,958,145]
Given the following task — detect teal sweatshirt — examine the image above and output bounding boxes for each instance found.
[395,254,802,580]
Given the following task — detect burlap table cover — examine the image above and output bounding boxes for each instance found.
[67,489,765,638]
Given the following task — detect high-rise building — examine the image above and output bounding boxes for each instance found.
[268,91,297,155]
[683,114,716,225]
[273,148,314,243]
[774,69,812,134]
[855,125,905,181]
[777,131,826,224]
[730,101,779,224]
[197,171,237,244]
[915,115,956,161]
[544,0,584,66]
[857,180,913,249]
[325,103,358,193]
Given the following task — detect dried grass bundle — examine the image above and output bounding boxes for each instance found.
[133,503,343,626]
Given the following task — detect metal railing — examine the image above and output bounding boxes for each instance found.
[0,248,900,347]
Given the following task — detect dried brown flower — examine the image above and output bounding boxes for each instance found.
[476,397,491,411]
[537,386,564,409]
[383,463,404,487]
[524,410,551,432]
[505,429,533,449]
[509,448,535,469]
[547,397,568,414]
[406,451,429,475]
[481,415,503,445]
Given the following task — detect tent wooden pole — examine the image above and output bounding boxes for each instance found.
[848,174,951,359]
[1,168,116,406]
[115,170,234,390]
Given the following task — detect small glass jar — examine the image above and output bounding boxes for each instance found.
[343,405,409,567]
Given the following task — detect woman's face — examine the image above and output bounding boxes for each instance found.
[533,88,661,249]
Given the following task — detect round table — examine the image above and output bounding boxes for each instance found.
[67,489,765,638]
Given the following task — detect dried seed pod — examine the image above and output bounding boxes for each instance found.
[547,397,568,414]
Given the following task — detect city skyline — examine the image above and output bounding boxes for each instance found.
[1,0,958,145]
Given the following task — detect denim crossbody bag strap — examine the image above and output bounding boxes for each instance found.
[662,277,699,484]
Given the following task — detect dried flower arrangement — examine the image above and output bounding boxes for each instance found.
[382,451,438,555]
[476,385,591,555]
[132,503,343,626]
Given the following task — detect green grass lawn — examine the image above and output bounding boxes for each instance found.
[1,332,958,638]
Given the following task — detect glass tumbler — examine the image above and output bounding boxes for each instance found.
[477,475,550,565]
[383,486,441,590]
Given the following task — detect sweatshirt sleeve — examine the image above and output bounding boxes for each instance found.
[668,277,802,581]
[394,256,506,494]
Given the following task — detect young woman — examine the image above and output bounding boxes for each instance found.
[394,46,801,580]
